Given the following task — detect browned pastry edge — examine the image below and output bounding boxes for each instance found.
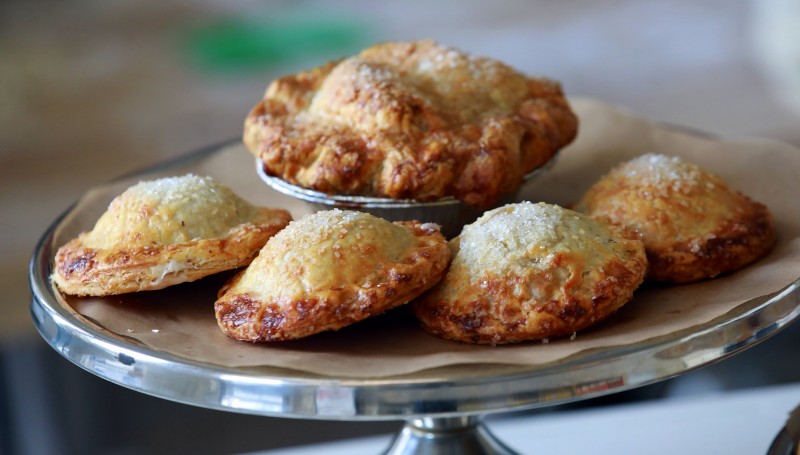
[52,209,292,296]
[641,197,776,283]
[214,221,451,342]
[413,237,646,345]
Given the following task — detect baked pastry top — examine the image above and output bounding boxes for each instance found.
[215,209,451,342]
[412,202,647,344]
[575,153,776,283]
[52,174,292,296]
[244,39,578,207]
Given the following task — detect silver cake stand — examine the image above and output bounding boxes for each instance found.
[30,143,800,455]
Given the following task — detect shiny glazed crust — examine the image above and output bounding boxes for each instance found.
[214,210,451,342]
[412,202,647,344]
[575,154,776,283]
[52,175,292,296]
[244,39,578,207]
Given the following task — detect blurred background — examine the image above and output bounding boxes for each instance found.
[2,0,800,453]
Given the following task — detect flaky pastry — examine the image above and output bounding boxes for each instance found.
[52,174,292,296]
[215,209,450,342]
[412,202,647,344]
[244,39,578,207]
[575,154,776,283]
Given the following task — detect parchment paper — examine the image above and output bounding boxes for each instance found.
[53,98,800,378]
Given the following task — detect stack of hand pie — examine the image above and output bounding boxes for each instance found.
[52,174,452,342]
[51,154,776,346]
[52,40,776,346]
[412,153,775,344]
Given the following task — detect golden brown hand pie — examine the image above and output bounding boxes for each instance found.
[52,174,292,296]
[244,39,578,208]
[214,209,451,342]
[575,153,776,283]
[412,202,647,345]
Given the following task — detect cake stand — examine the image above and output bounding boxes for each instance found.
[30,143,800,455]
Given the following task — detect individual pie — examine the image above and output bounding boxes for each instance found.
[574,153,776,283]
[52,174,292,296]
[214,209,451,342]
[412,202,647,344]
[244,39,578,208]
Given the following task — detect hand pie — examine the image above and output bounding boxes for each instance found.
[412,202,647,345]
[244,39,578,207]
[574,153,776,283]
[52,174,292,296]
[214,209,451,342]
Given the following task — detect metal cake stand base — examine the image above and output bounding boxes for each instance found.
[384,417,516,455]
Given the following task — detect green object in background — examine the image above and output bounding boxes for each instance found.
[184,15,371,72]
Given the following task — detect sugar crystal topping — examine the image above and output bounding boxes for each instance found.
[125,174,228,206]
[457,202,619,276]
[86,174,258,248]
[619,153,709,193]
[269,209,413,261]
